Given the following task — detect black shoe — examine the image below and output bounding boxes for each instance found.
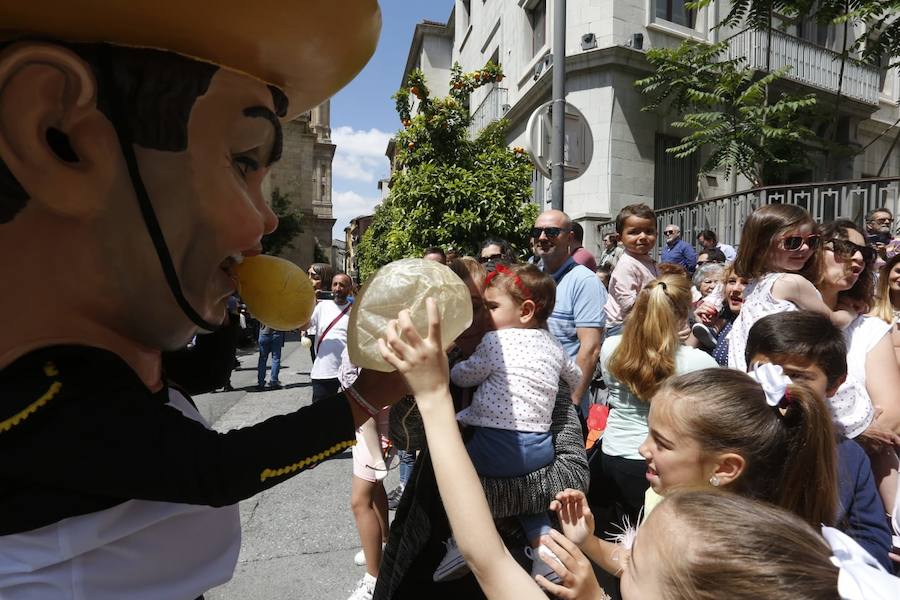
[387,485,404,510]
[223,383,234,392]
[268,381,283,389]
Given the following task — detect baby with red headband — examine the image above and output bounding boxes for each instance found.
[431,262,582,584]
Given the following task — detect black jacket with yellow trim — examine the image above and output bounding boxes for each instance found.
[0,345,356,536]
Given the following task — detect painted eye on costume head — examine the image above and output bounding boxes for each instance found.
[233,155,261,179]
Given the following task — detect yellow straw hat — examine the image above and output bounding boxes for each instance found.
[1,0,381,119]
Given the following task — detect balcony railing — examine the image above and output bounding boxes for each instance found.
[725,28,881,106]
[598,177,900,254]
[469,86,509,137]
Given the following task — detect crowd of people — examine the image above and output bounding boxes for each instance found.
[333,203,900,600]
[3,7,899,599]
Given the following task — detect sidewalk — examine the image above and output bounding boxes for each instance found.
[197,341,400,600]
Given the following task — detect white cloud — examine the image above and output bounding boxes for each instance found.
[332,126,392,184]
[331,190,382,239]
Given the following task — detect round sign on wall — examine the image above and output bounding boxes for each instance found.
[524,100,593,182]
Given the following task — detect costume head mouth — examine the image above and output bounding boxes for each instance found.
[3,0,382,120]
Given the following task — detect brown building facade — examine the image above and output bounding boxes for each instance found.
[265,101,336,269]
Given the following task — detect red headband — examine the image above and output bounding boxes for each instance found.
[484,264,532,299]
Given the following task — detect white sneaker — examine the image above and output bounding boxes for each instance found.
[525,544,563,584]
[691,322,718,349]
[347,572,376,600]
[432,536,470,582]
[354,543,386,566]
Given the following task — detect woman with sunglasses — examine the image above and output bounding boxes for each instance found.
[726,204,856,371]
[818,220,900,530]
[479,237,515,272]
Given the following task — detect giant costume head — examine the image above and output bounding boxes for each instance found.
[0,1,380,374]
[0,4,383,597]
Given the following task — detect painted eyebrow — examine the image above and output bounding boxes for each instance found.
[242,106,283,166]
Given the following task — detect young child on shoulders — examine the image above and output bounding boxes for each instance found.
[434,263,582,583]
[746,311,897,570]
[725,204,856,371]
[604,204,659,336]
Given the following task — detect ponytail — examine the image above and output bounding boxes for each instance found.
[773,384,839,528]
[658,369,838,528]
[607,274,692,401]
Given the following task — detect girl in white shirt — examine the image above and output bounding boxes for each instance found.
[725,204,855,371]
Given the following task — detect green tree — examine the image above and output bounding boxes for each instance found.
[261,187,304,256]
[690,0,900,176]
[691,0,900,66]
[356,63,537,280]
[636,40,821,187]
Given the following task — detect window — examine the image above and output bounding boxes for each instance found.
[797,16,829,47]
[460,0,471,32]
[654,134,699,209]
[655,0,696,29]
[528,0,547,58]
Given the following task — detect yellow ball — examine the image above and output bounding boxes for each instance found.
[234,255,315,330]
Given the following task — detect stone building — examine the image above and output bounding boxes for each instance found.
[402,0,900,252]
[265,100,336,269]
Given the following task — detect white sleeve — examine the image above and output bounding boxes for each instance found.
[308,302,322,333]
[450,336,494,388]
[561,356,583,391]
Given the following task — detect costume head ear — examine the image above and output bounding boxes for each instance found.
[0,42,120,220]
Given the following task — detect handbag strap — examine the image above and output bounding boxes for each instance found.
[316,301,352,353]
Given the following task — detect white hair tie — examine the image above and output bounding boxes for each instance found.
[821,526,900,599]
[748,362,792,408]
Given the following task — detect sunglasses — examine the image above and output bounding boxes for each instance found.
[871,218,893,224]
[663,229,677,235]
[827,239,875,263]
[479,253,504,263]
[531,227,569,239]
[779,233,820,251]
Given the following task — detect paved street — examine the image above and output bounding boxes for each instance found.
[195,340,399,600]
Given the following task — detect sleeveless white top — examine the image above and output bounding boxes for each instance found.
[0,388,241,600]
[727,273,811,371]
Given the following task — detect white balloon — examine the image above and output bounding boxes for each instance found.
[347,258,473,372]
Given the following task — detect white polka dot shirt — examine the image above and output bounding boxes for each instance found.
[451,328,582,433]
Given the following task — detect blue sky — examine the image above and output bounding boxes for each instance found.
[328,1,454,238]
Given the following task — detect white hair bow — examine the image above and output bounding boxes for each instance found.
[821,526,900,600]
[748,362,791,408]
